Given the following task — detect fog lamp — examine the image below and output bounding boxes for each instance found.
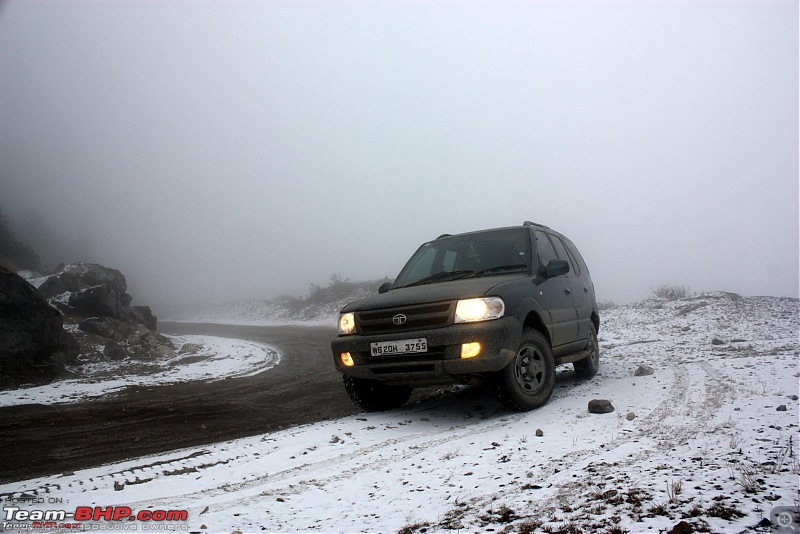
[340,352,355,367]
[460,342,482,359]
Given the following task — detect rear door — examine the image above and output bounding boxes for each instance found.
[550,233,589,341]
[533,231,578,348]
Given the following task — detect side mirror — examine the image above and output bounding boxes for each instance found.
[378,282,392,294]
[545,259,569,279]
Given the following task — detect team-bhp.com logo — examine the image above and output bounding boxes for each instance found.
[3,505,189,530]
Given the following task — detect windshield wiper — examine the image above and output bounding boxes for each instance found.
[400,270,475,288]
[472,264,529,277]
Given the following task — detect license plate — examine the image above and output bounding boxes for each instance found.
[370,338,428,356]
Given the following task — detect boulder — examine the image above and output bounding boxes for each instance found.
[69,285,132,319]
[36,275,67,299]
[588,399,615,414]
[77,317,134,343]
[103,341,127,361]
[56,263,133,320]
[57,262,127,293]
[0,267,79,388]
[131,306,157,330]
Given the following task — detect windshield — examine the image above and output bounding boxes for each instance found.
[393,228,531,288]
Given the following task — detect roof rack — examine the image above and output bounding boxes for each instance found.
[436,233,452,239]
[523,220,549,229]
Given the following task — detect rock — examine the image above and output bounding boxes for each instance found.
[535,428,544,437]
[103,341,127,361]
[626,412,636,421]
[78,317,133,343]
[777,405,787,412]
[791,395,799,401]
[0,267,79,387]
[127,333,141,346]
[55,263,133,320]
[69,285,131,320]
[156,345,175,359]
[588,399,615,414]
[634,365,654,376]
[668,521,694,534]
[131,306,157,330]
[179,343,203,355]
[711,338,725,346]
[36,275,67,299]
[57,262,127,293]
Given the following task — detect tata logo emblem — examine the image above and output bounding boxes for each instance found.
[392,314,407,326]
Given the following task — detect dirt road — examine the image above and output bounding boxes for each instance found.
[0,323,360,483]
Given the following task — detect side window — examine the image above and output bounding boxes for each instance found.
[551,235,579,276]
[534,231,558,272]
[564,239,590,276]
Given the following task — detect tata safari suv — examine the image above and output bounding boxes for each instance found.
[331,221,599,412]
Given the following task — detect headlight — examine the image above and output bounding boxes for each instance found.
[338,312,356,334]
[454,297,505,323]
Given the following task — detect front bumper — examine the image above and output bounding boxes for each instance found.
[330,316,522,386]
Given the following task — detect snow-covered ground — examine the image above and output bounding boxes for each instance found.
[0,336,279,407]
[1,293,798,533]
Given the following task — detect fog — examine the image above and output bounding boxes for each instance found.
[1,0,797,312]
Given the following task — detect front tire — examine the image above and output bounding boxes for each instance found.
[495,329,555,411]
[573,323,600,379]
[342,375,412,412]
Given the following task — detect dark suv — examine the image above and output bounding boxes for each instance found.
[331,221,599,412]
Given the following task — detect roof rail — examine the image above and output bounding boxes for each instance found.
[523,220,549,229]
[436,233,452,239]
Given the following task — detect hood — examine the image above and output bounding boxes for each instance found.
[340,274,524,312]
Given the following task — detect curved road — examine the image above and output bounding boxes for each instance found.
[0,323,360,483]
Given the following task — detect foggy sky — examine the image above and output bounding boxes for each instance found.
[1,0,798,312]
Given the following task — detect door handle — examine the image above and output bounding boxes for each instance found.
[584,287,589,293]
[565,288,571,295]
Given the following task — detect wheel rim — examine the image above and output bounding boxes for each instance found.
[514,345,546,394]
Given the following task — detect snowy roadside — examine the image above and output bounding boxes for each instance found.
[0,293,798,533]
[0,335,280,407]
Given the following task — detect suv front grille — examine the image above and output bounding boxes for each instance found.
[356,301,455,335]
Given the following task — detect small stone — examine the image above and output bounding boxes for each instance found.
[626,412,636,421]
[276,498,285,503]
[634,365,654,376]
[790,395,799,401]
[711,338,725,345]
[588,399,615,414]
[535,428,544,437]
[777,405,787,412]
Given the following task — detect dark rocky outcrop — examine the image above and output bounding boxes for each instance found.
[0,266,79,388]
[2,262,174,389]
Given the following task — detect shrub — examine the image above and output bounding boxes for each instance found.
[651,284,689,300]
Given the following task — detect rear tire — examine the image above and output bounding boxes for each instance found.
[342,375,412,412]
[495,329,555,411]
[573,323,600,379]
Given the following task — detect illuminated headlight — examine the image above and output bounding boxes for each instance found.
[454,297,505,323]
[338,312,356,335]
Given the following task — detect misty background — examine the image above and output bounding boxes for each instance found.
[1,0,797,314]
